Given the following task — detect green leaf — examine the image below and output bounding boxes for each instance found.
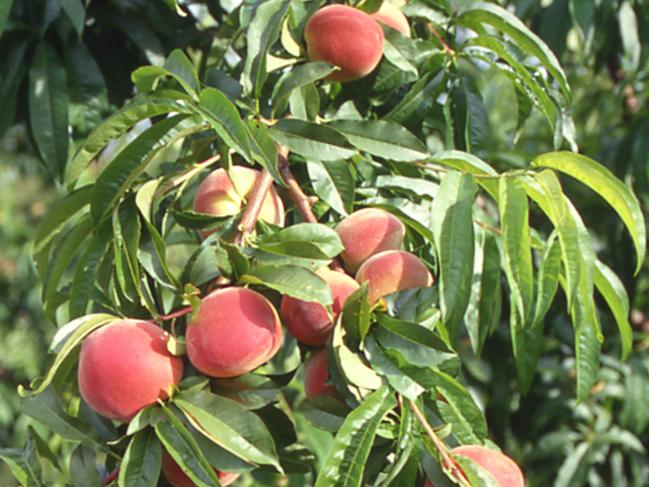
[196,88,252,161]
[253,223,344,259]
[29,42,69,178]
[456,2,571,102]
[450,74,490,153]
[241,264,332,305]
[33,185,92,257]
[90,114,188,222]
[175,390,281,470]
[241,0,291,97]
[155,406,222,487]
[269,119,357,161]
[70,445,101,487]
[594,260,632,361]
[0,0,13,37]
[618,1,640,72]
[532,235,562,328]
[499,175,534,324]
[531,151,646,274]
[329,120,428,161]
[66,98,186,187]
[314,385,396,487]
[61,0,85,37]
[429,150,498,199]
[118,429,162,487]
[431,172,477,339]
[164,49,200,96]
[271,62,335,114]
[307,160,355,216]
[20,315,116,397]
[0,434,42,487]
[0,39,27,137]
[341,284,371,350]
[384,67,446,126]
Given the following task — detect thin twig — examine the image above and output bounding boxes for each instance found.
[426,23,454,55]
[232,168,274,245]
[408,398,471,487]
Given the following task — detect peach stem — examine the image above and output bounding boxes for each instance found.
[233,168,274,244]
[277,146,345,272]
[407,398,471,487]
[149,306,193,322]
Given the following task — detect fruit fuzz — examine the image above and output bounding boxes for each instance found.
[78,320,183,423]
[451,445,525,487]
[305,4,385,82]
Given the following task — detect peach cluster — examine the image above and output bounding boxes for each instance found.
[305,3,410,82]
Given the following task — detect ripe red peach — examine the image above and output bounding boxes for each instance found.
[371,2,411,37]
[304,348,338,399]
[186,287,283,378]
[305,5,385,82]
[78,320,183,423]
[451,445,525,487]
[281,268,359,346]
[161,451,239,487]
[355,250,433,304]
[193,166,284,237]
[336,208,405,272]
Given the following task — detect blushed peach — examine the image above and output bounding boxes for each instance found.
[161,451,239,487]
[78,320,183,423]
[451,445,525,487]
[336,208,405,272]
[305,5,385,82]
[304,348,338,399]
[193,166,284,237]
[281,268,359,346]
[186,287,283,378]
[371,2,411,37]
[355,250,433,304]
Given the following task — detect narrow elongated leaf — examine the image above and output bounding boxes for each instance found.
[431,172,477,338]
[61,0,85,36]
[429,151,498,199]
[241,265,332,305]
[20,313,116,397]
[532,151,646,273]
[499,176,534,324]
[450,74,490,153]
[164,49,200,96]
[175,390,280,470]
[90,114,188,222]
[29,42,69,178]
[253,223,344,259]
[0,435,41,487]
[70,445,101,487]
[341,284,371,350]
[307,160,355,216]
[66,99,186,187]
[0,0,13,36]
[329,120,428,161]
[315,386,396,487]
[0,39,27,137]
[271,62,335,113]
[457,2,571,101]
[118,429,162,487]
[269,119,357,161]
[155,407,221,487]
[241,0,290,97]
[594,260,632,360]
[384,66,446,125]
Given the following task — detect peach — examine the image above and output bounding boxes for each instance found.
[371,2,411,37]
[305,5,385,82]
[355,250,433,304]
[423,481,434,487]
[186,287,283,378]
[451,445,525,487]
[78,320,183,423]
[280,268,359,346]
[304,348,338,399]
[336,208,405,272]
[161,451,239,487]
[193,166,284,237]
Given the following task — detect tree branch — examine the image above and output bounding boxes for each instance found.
[232,168,274,245]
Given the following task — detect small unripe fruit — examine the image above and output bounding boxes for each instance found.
[304,348,338,399]
[336,208,405,272]
[371,2,411,37]
[78,320,183,423]
[355,250,433,304]
[281,268,359,346]
[161,451,239,487]
[186,287,283,378]
[193,166,285,237]
[451,445,525,487]
[305,5,385,82]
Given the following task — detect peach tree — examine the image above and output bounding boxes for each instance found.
[2,1,646,486]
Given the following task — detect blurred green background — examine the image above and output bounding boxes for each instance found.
[1,0,649,485]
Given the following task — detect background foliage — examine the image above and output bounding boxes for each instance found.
[0,0,648,485]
